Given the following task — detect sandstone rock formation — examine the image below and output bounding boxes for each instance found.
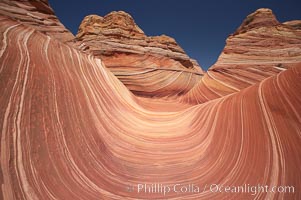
[1,2,301,200]
[72,11,204,97]
[0,0,74,42]
[283,20,301,30]
[182,8,301,104]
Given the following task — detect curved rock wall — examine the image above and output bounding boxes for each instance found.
[181,8,301,104]
[0,0,74,42]
[0,3,301,200]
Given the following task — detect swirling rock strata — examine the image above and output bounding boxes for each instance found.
[0,0,74,42]
[73,12,204,97]
[0,4,301,200]
[182,8,301,104]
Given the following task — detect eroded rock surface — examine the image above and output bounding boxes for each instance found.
[0,0,74,42]
[182,8,301,104]
[0,3,301,200]
[73,11,204,97]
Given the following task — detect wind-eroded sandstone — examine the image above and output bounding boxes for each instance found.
[73,11,204,97]
[182,8,301,104]
[0,2,301,200]
[0,0,74,42]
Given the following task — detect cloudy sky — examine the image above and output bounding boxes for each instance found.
[49,0,301,70]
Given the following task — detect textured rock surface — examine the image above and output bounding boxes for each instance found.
[0,0,74,42]
[1,4,301,200]
[73,12,204,97]
[283,20,301,30]
[182,8,301,104]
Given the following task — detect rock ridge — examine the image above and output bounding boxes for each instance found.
[72,11,204,97]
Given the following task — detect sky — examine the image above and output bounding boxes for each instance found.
[49,0,301,70]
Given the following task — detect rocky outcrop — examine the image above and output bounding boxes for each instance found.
[1,2,301,200]
[1,15,301,200]
[233,8,279,35]
[72,11,204,97]
[218,8,301,67]
[283,20,301,30]
[182,8,301,104]
[0,0,74,42]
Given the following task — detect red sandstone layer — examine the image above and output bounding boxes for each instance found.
[181,8,301,104]
[0,3,301,200]
[72,12,204,97]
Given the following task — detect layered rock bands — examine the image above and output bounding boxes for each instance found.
[0,2,301,200]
